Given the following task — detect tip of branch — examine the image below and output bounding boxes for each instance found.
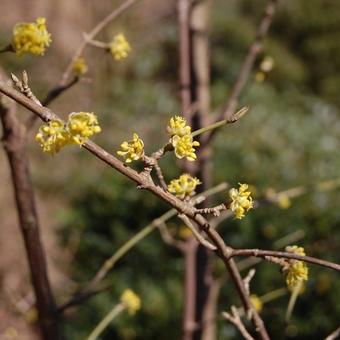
[228,107,249,124]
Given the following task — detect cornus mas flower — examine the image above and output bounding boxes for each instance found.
[12,17,51,56]
[67,112,101,145]
[168,173,201,199]
[120,289,141,315]
[35,119,69,155]
[117,133,144,163]
[72,57,88,76]
[229,183,254,219]
[283,245,309,289]
[167,116,191,137]
[250,294,263,313]
[171,134,200,161]
[110,34,131,60]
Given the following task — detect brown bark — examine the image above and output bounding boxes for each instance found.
[0,78,60,339]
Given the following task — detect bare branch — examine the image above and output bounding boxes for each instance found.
[205,0,279,144]
[222,306,255,340]
[60,0,140,86]
[325,326,340,340]
[231,249,340,272]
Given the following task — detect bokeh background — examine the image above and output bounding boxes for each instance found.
[0,0,339,339]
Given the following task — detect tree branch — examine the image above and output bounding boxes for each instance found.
[205,0,279,144]
[231,249,340,271]
[0,77,60,339]
[0,78,270,340]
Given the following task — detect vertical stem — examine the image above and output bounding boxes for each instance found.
[182,239,199,340]
[178,0,192,116]
[0,90,60,339]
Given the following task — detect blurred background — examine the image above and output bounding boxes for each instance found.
[0,0,339,339]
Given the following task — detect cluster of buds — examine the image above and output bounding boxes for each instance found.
[168,173,201,199]
[35,112,101,155]
[229,183,254,219]
[117,133,144,163]
[283,246,309,289]
[12,17,51,56]
[167,116,200,162]
[120,289,141,315]
[72,57,88,76]
[110,33,131,60]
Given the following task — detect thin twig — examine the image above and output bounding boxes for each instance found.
[231,249,340,272]
[178,214,217,251]
[205,0,279,144]
[154,160,168,191]
[59,183,227,312]
[222,306,255,340]
[157,221,185,251]
[60,0,140,86]
[86,303,125,340]
[325,326,340,340]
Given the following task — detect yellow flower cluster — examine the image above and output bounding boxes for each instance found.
[250,294,263,313]
[167,116,200,162]
[167,116,191,137]
[284,245,309,289]
[67,112,101,145]
[35,112,101,155]
[117,133,144,163]
[168,173,201,199]
[35,119,69,155]
[229,183,254,219]
[12,17,51,56]
[72,57,88,76]
[120,289,141,315]
[110,34,131,60]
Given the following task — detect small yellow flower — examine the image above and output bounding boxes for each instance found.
[110,33,130,60]
[120,289,141,315]
[283,245,309,289]
[260,56,274,73]
[117,133,144,163]
[35,119,69,155]
[171,134,200,161]
[229,183,254,219]
[168,173,201,199]
[72,57,88,76]
[12,17,51,56]
[277,194,291,209]
[67,112,101,145]
[167,116,191,137]
[250,294,263,313]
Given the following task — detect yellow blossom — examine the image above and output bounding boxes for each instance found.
[168,173,201,199]
[250,294,263,313]
[67,112,101,145]
[35,119,69,155]
[117,133,144,163]
[283,245,309,289]
[277,194,291,209]
[72,57,88,76]
[171,134,200,161]
[260,56,274,73]
[12,17,51,56]
[167,116,191,137]
[110,34,130,60]
[229,183,254,219]
[120,289,141,315]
